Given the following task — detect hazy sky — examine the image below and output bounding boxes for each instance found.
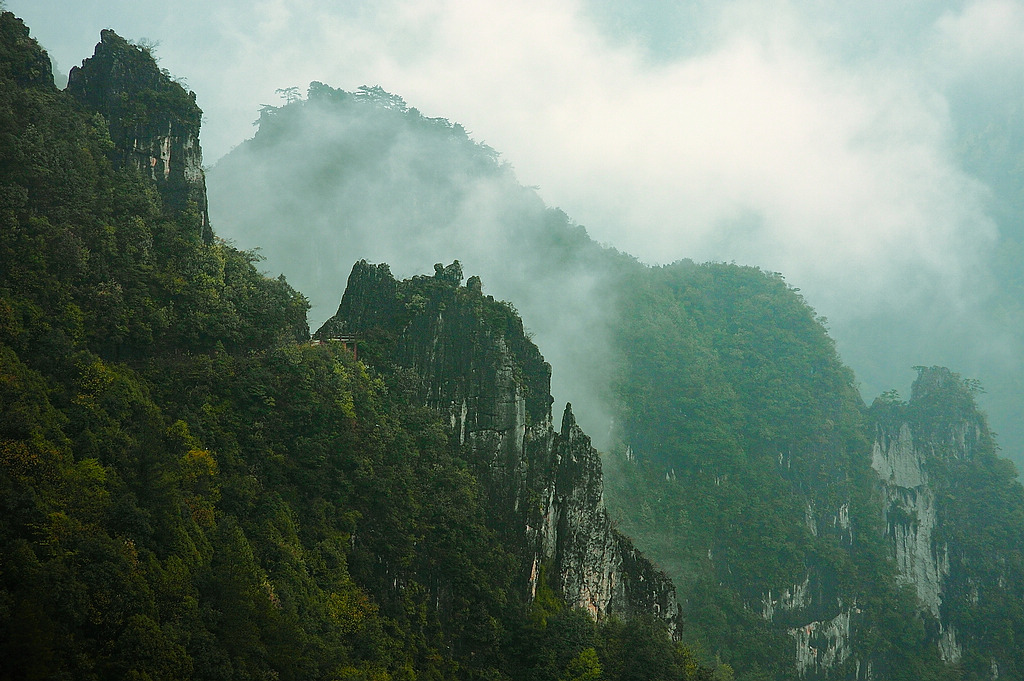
[12,1,1017,298]
[10,0,1024,456]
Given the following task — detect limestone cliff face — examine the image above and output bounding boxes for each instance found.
[552,407,680,623]
[68,30,211,240]
[745,508,860,679]
[317,260,682,633]
[758,570,856,679]
[871,366,1012,675]
[872,423,951,635]
[753,366,1016,680]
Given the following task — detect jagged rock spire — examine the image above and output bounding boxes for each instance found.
[68,29,212,241]
[317,261,682,636]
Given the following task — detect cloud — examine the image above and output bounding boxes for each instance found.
[935,0,1024,70]
[256,0,994,326]
[18,0,1000,324]
[92,0,1002,351]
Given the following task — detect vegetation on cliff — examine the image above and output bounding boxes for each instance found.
[604,265,959,680]
[206,75,1024,680]
[0,14,720,681]
[6,9,1024,681]
[317,259,683,637]
[869,368,1024,679]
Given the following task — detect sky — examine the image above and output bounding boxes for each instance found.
[9,0,1024,460]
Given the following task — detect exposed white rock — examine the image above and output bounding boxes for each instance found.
[790,609,852,676]
[779,449,793,469]
[939,622,962,664]
[762,576,812,622]
[872,423,924,488]
[836,502,850,531]
[805,503,818,537]
[871,413,984,664]
[872,424,949,619]
[889,488,948,618]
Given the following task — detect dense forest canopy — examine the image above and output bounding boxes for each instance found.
[208,77,1024,679]
[0,14,730,681]
[5,10,1024,681]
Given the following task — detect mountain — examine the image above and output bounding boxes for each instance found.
[316,259,681,631]
[7,10,1024,680]
[208,82,635,444]
[869,367,1024,677]
[208,79,1024,680]
[0,14,719,681]
[66,28,212,242]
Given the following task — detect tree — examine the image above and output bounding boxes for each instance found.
[275,86,301,104]
[562,647,602,681]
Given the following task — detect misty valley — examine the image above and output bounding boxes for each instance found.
[4,11,1024,681]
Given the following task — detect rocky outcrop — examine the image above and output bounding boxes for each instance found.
[317,260,682,633]
[743,368,994,678]
[551,406,680,623]
[872,423,950,623]
[791,609,853,677]
[870,367,1002,670]
[758,570,857,678]
[0,12,56,90]
[68,30,211,240]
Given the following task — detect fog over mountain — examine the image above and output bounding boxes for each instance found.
[13,0,1024,463]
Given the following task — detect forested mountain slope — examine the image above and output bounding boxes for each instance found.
[209,82,635,443]
[604,265,1024,679]
[208,77,1024,680]
[0,14,717,681]
[316,259,681,632]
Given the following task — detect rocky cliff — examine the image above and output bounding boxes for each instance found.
[749,366,1021,679]
[317,260,682,633]
[870,366,1023,678]
[1,13,714,677]
[67,29,212,241]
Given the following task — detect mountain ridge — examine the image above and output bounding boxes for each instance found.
[5,12,1024,680]
[317,259,682,633]
[208,76,1024,679]
[0,15,718,681]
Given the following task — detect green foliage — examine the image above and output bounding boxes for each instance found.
[561,647,602,681]
[602,261,964,678]
[504,571,722,681]
[20,11,1024,679]
[0,14,713,680]
[867,368,1024,680]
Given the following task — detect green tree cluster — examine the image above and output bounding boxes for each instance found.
[604,263,961,679]
[0,13,717,680]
